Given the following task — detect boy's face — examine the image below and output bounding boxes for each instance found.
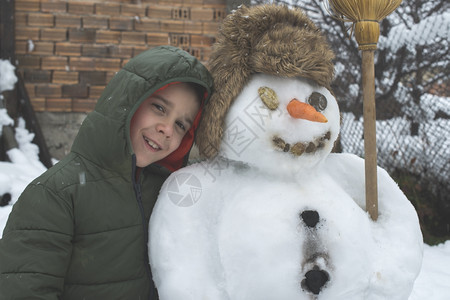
[130,83,200,168]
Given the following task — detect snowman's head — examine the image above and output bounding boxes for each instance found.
[218,74,340,175]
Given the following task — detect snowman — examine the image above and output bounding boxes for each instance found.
[149,5,423,300]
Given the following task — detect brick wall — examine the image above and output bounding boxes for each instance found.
[14,0,227,113]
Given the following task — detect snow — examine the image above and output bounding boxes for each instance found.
[0,59,18,94]
[379,11,450,52]
[0,68,449,297]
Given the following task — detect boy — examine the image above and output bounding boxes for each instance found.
[0,46,213,299]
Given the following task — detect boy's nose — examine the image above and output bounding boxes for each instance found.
[157,122,174,138]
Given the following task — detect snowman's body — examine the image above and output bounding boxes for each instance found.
[149,74,423,299]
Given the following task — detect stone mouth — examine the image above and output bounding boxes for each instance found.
[272,131,331,156]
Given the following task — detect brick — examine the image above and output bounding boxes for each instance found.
[89,85,105,98]
[213,8,227,21]
[53,71,79,84]
[110,17,134,31]
[132,46,149,57]
[28,13,54,27]
[147,33,169,46]
[95,58,121,71]
[70,57,96,71]
[72,98,96,112]
[107,45,133,58]
[16,55,41,69]
[203,21,220,34]
[169,34,190,47]
[41,56,68,70]
[69,28,96,43]
[105,72,116,83]
[55,14,81,28]
[29,41,54,55]
[55,42,81,56]
[41,1,67,13]
[41,28,67,41]
[191,8,214,21]
[15,27,40,40]
[183,46,203,61]
[202,47,213,63]
[46,98,72,112]
[171,7,190,20]
[96,30,121,44]
[160,20,184,33]
[25,83,36,98]
[30,97,46,111]
[135,19,160,32]
[68,2,94,15]
[202,0,226,5]
[82,44,108,57]
[62,84,88,98]
[36,83,62,97]
[24,70,52,83]
[95,3,120,15]
[15,0,40,12]
[121,58,131,68]
[82,16,108,29]
[15,13,27,27]
[121,4,146,17]
[184,21,203,34]
[80,71,107,85]
[15,41,28,54]
[121,32,146,45]
[191,34,215,47]
[157,0,185,6]
[146,5,173,19]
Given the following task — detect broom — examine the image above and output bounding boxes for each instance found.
[326,0,402,221]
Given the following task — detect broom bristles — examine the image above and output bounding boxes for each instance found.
[327,0,402,50]
[328,0,402,21]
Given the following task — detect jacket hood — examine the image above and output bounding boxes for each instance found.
[71,46,213,176]
[195,5,335,158]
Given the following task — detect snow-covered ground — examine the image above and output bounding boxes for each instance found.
[1,59,450,298]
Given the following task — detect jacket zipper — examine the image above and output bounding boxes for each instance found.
[132,156,157,300]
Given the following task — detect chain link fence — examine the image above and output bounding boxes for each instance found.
[337,11,449,243]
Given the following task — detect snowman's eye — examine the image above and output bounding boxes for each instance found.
[258,86,279,110]
[307,92,327,112]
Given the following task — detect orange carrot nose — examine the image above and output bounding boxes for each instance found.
[287,99,328,123]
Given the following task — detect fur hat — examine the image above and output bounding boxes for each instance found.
[196,4,335,158]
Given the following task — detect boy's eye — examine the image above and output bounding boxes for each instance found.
[176,121,186,131]
[152,103,165,113]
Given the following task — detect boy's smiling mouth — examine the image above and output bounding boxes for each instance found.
[144,136,161,150]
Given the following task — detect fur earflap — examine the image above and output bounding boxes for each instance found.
[196,5,335,158]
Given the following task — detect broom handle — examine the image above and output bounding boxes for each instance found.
[362,50,378,221]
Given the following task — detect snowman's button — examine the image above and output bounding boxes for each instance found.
[0,193,11,207]
[302,268,329,295]
[300,210,320,227]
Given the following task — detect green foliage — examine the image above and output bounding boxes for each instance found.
[392,169,450,246]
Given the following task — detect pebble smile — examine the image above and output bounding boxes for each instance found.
[272,131,331,156]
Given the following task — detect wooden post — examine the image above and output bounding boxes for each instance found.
[362,50,378,221]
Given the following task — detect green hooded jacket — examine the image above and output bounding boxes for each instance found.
[0,46,213,299]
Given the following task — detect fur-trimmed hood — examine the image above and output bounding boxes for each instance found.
[196,5,335,158]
